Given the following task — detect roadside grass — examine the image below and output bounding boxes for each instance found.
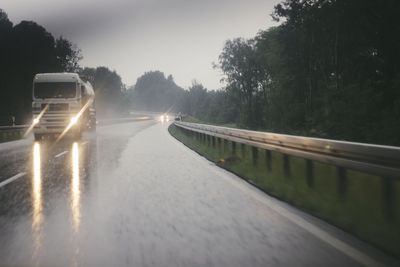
[169,124,400,259]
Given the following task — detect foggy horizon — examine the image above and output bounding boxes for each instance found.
[2,0,280,89]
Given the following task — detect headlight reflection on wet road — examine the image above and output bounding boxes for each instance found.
[71,142,81,233]
[32,142,43,263]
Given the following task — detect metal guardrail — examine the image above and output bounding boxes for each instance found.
[174,121,400,178]
[0,116,153,130]
[0,125,29,131]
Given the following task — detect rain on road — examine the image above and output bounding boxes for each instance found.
[0,120,397,267]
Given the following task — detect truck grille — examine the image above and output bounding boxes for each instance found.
[42,103,69,111]
[45,118,69,124]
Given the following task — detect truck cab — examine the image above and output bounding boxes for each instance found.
[32,73,96,140]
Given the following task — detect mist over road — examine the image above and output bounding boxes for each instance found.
[0,120,396,266]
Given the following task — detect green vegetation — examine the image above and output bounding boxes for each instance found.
[127,71,184,112]
[214,0,400,146]
[169,124,400,258]
[80,67,128,118]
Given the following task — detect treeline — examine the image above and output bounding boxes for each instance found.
[128,71,184,112]
[127,71,236,124]
[81,66,128,118]
[177,0,400,146]
[0,9,127,124]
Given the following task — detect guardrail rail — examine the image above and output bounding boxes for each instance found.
[174,121,400,178]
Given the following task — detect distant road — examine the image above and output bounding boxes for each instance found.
[0,120,397,266]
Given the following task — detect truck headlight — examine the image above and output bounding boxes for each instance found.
[70,116,78,126]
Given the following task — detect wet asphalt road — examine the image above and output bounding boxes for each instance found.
[0,120,398,267]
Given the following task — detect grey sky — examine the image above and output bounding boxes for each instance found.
[2,0,280,89]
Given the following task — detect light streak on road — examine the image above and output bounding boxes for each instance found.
[71,142,81,233]
[71,142,81,267]
[32,142,43,265]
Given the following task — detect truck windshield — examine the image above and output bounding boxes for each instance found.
[34,82,77,98]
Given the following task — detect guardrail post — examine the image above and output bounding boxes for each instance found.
[283,154,291,178]
[265,150,272,172]
[252,147,258,166]
[306,160,314,188]
[382,176,395,221]
[232,142,236,155]
[241,144,246,159]
[223,139,228,154]
[212,136,216,148]
[337,167,347,199]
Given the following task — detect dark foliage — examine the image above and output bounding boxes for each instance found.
[80,67,128,118]
[174,0,400,145]
[128,71,185,113]
[0,10,82,124]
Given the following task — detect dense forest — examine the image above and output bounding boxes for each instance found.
[0,9,127,123]
[128,71,184,112]
[213,0,400,145]
[129,0,400,146]
[127,71,236,124]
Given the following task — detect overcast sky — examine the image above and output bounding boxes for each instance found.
[2,0,281,89]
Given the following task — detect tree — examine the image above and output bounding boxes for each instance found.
[197,0,400,145]
[218,38,264,128]
[4,20,58,123]
[55,37,82,72]
[80,66,127,117]
[128,71,185,113]
[0,9,84,124]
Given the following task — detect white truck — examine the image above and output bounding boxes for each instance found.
[32,73,96,140]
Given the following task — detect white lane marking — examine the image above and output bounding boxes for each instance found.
[54,151,69,158]
[0,172,27,188]
[215,169,385,267]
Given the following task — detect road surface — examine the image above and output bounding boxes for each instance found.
[0,120,397,267]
